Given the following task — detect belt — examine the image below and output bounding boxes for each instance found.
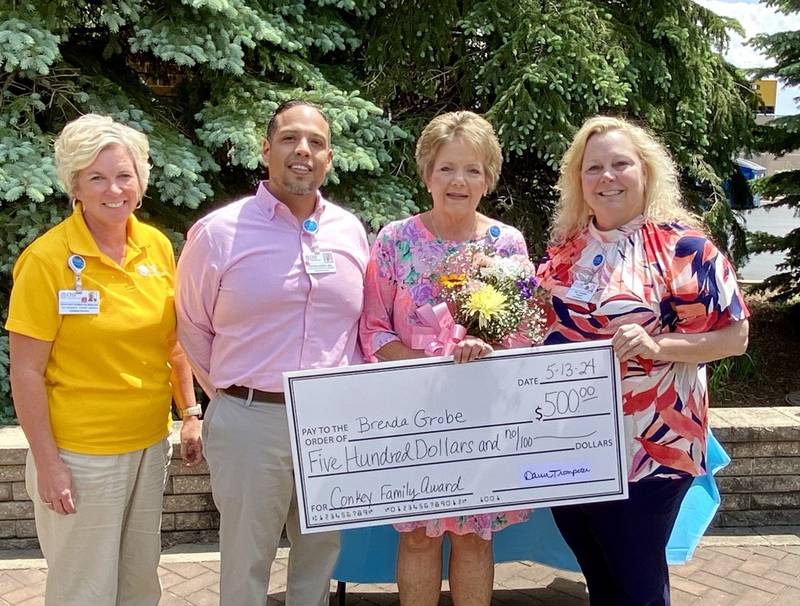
[222,386,286,404]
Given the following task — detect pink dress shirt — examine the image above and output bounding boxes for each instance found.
[175,182,369,396]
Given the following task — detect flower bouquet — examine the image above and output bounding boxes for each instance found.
[435,244,548,346]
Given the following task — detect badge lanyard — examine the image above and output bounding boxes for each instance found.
[67,254,86,292]
[302,217,337,274]
[566,253,605,303]
[59,253,100,315]
[302,218,319,250]
[575,253,605,281]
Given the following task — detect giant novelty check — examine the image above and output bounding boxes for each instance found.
[283,340,627,534]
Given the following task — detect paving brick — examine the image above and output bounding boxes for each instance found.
[0,468,24,484]
[698,551,745,576]
[750,545,791,560]
[0,584,44,604]
[0,503,33,521]
[717,458,754,477]
[0,486,11,503]
[183,589,218,606]
[690,571,751,595]
[162,513,175,532]
[160,562,211,579]
[165,570,218,598]
[10,484,28,503]
[776,553,800,575]
[739,552,786,575]
[0,572,24,595]
[13,521,35,539]
[728,569,784,594]
[762,568,800,590]
[767,586,800,605]
[168,460,210,477]
[158,593,193,605]
[718,475,800,493]
[0,447,27,466]
[729,441,800,458]
[162,495,215,513]
[0,538,796,604]
[732,586,777,606]
[721,493,751,511]
[752,458,800,476]
[670,576,711,597]
[174,512,219,531]
[717,510,800,527]
[751,492,800,509]
[172,476,212,495]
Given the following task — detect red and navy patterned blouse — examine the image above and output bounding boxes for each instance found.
[536,215,749,481]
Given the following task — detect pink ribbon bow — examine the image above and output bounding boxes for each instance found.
[410,303,467,356]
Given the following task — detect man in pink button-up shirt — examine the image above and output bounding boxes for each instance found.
[175,100,369,606]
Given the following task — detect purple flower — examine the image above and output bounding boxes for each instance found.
[411,282,434,305]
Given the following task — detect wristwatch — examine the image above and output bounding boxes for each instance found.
[178,405,203,419]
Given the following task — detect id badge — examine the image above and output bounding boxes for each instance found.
[58,290,100,315]
[565,280,598,302]
[303,251,337,274]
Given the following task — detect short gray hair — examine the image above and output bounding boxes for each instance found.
[54,114,150,202]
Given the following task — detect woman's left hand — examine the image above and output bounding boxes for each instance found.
[612,324,661,362]
[452,336,493,364]
[180,416,203,466]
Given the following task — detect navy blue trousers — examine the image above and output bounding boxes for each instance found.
[552,477,693,606]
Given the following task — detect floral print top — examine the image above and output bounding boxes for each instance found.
[360,214,527,360]
[359,213,530,538]
[536,216,749,482]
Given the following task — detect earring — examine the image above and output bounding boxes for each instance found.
[71,198,78,210]
[135,199,142,210]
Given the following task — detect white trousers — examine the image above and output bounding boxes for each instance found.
[26,438,172,606]
[204,392,340,606]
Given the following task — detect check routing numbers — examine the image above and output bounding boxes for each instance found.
[289,343,625,530]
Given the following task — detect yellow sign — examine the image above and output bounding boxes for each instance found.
[754,79,777,109]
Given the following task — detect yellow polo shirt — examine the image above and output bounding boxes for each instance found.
[6,209,176,454]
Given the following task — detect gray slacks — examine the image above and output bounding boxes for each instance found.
[203,391,339,606]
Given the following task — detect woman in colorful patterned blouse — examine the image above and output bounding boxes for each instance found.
[536,116,750,605]
[360,111,530,606]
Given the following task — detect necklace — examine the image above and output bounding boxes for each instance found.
[429,210,478,242]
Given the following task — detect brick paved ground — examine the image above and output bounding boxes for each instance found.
[0,531,797,605]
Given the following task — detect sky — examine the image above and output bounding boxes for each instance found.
[696,0,800,115]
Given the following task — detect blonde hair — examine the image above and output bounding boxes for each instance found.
[415,111,503,193]
[54,113,151,202]
[551,115,700,243]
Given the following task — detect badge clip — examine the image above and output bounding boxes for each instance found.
[67,254,86,292]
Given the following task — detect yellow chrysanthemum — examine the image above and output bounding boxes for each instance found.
[439,273,467,288]
[465,284,507,328]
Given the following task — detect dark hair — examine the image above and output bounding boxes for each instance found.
[266,100,329,141]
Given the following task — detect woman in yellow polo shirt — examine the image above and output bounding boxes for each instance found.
[6,114,202,606]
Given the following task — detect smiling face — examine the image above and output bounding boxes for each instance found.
[262,104,333,206]
[425,137,488,216]
[72,143,141,236]
[580,129,647,230]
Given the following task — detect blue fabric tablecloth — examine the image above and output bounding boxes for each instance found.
[333,431,730,581]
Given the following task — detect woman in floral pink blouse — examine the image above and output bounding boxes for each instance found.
[360,111,530,606]
[536,116,750,605]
